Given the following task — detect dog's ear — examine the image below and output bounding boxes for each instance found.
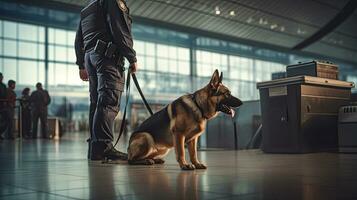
[219,72,223,83]
[210,69,220,90]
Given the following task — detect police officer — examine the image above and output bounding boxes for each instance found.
[75,0,137,161]
[30,82,51,139]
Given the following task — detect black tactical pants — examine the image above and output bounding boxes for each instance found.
[85,50,124,154]
[32,108,48,138]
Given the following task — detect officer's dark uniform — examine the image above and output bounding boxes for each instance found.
[30,87,51,138]
[75,0,136,160]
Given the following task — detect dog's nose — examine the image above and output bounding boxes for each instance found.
[231,97,243,107]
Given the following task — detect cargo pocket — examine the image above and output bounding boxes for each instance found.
[97,78,124,112]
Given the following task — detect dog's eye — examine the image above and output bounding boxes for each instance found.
[225,92,231,97]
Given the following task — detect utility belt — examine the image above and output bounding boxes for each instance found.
[94,39,124,67]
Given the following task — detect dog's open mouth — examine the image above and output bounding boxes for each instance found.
[217,103,236,117]
[217,96,242,118]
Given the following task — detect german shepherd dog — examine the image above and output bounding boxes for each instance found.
[127,70,242,170]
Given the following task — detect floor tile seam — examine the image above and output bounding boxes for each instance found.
[45,191,86,200]
[118,191,236,200]
[197,189,259,196]
[24,180,132,192]
[0,191,37,197]
[21,159,88,163]
[6,184,56,193]
[1,184,83,199]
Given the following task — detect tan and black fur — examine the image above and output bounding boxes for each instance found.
[127,70,242,170]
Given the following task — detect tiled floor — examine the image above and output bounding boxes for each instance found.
[1,133,357,200]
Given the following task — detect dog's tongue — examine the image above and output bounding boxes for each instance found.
[230,108,235,118]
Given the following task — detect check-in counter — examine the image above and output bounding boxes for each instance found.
[257,76,354,153]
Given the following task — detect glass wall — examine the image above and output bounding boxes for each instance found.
[2,16,355,131]
[0,20,45,86]
[134,40,191,96]
[0,20,87,88]
[0,20,89,123]
[48,27,85,87]
[195,49,284,100]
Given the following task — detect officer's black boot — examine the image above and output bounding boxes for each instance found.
[103,144,128,161]
[90,141,127,161]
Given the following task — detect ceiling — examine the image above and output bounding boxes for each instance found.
[44,0,357,65]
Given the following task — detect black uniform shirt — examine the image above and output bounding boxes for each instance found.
[74,0,137,69]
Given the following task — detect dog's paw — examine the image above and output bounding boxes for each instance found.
[180,163,195,170]
[154,159,165,164]
[144,159,155,165]
[193,163,207,169]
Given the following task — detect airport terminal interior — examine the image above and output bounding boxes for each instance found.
[0,0,357,199]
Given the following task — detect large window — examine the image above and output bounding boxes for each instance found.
[0,20,45,86]
[135,40,190,75]
[195,49,285,100]
[48,28,84,87]
[229,56,254,81]
[1,18,321,103]
[196,50,228,77]
[134,40,191,95]
[255,60,285,82]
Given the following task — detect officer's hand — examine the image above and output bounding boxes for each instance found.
[79,69,89,81]
[129,62,138,74]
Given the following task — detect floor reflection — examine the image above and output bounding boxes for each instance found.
[176,171,199,200]
[88,162,116,199]
[0,135,357,200]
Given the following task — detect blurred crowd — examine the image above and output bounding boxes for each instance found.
[0,72,51,140]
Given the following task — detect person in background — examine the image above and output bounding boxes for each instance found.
[0,72,6,140]
[30,82,51,139]
[5,80,16,139]
[20,88,32,139]
[0,73,7,140]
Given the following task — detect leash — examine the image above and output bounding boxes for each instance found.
[113,68,153,148]
[132,73,153,115]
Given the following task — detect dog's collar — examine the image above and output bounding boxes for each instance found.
[192,93,209,120]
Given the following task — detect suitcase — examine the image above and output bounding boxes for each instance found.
[257,76,354,153]
[286,61,339,80]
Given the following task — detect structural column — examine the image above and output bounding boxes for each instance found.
[44,26,49,89]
